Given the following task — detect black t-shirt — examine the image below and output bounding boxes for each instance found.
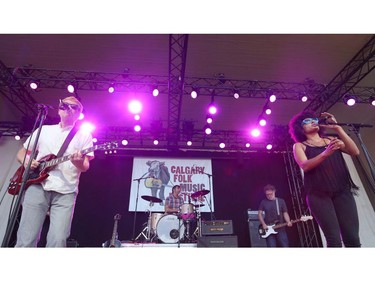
[258,197,288,225]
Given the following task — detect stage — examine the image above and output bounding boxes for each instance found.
[121,242,197,248]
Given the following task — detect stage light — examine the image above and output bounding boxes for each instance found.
[259,119,267,127]
[191,88,198,99]
[152,87,159,97]
[265,107,271,115]
[187,141,192,146]
[369,96,375,106]
[269,94,276,103]
[233,90,240,99]
[343,95,356,106]
[250,128,261,138]
[301,95,308,102]
[204,125,212,135]
[15,135,21,140]
[134,114,140,121]
[67,84,75,93]
[128,100,142,114]
[208,104,217,115]
[121,139,128,146]
[134,124,141,132]
[29,81,38,90]
[245,143,251,148]
[206,115,213,124]
[92,138,98,143]
[219,142,225,149]
[153,140,159,145]
[80,122,95,134]
[108,85,115,94]
[266,144,273,150]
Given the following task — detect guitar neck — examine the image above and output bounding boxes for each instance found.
[273,219,300,230]
[44,146,96,168]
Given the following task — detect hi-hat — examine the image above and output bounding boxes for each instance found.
[191,189,210,198]
[141,195,162,203]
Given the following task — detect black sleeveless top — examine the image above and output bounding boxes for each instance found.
[303,144,358,194]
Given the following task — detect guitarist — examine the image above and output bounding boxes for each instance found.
[258,184,292,247]
[14,96,94,247]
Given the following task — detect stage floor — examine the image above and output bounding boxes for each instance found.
[121,242,197,248]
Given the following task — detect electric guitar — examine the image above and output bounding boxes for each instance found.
[103,214,122,248]
[7,141,118,195]
[258,215,313,239]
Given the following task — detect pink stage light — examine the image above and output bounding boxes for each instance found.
[269,94,276,103]
[128,100,142,114]
[250,128,261,138]
[134,124,141,132]
[208,105,217,115]
[259,119,267,127]
[80,122,95,134]
[266,144,273,150]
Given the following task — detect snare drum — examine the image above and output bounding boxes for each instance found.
[156,214,185,243]
[179,203,195,220]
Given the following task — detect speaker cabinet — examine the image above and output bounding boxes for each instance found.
[197,235,238,248]
[248,220,267,247]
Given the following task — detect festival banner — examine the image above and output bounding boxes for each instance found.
[128,157,214,213]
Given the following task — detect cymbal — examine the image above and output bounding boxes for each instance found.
[191,189,210,198]
[141,195,162,203]
[194,204,205,208]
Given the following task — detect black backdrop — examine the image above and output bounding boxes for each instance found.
[69,151,302,247]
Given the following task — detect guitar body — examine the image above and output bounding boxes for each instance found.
[258,224,278,239]
[8,154,56,195]
[144,177,163,188]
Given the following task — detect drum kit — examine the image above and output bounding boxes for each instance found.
[136,189,210,243]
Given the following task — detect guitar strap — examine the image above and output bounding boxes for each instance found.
[56,125,79,158]
[276,198,280,216]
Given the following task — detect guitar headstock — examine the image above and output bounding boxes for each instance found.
[114,213,121,221]
[96,141,118,151]
[300,215,313,222]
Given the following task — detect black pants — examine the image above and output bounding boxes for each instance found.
[306,188,361,247]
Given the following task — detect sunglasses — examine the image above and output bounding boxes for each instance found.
[59,99,80,111]
[301,118,319,126]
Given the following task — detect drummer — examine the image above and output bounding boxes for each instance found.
[164,185,184,214]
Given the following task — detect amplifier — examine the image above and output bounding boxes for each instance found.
[197,235,238,248]
[247,209,264,221]
[201,220,233,236]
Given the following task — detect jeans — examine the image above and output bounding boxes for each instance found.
[306,188,361,247]
[266,228,289,247]
[15,184,76,247]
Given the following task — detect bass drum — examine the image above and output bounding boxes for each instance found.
[156,214,185,243]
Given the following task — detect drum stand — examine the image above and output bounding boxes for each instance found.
[135,202,155,242]
[193,204,203,240]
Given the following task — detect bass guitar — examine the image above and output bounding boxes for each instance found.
[258,215,313,239]
[8,141,118,195]
[103,213,122,248]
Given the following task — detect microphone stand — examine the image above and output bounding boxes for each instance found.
[342,123,375,190]
[131,175,149,241]
[202,172,214,220]
[1,106,48,247]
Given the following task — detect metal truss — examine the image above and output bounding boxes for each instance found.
[167,34,189,148]
[306,35,375,113]
[0,60,38,119]
[283,144,321,247]
[7,65,375,103]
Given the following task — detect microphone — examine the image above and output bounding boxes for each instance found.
[35,103,55,110]
[318,116,331,125]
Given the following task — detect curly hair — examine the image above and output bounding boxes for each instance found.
[288,110,325,143]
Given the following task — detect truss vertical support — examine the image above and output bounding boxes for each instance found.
[283,145,321,247]
[167,34,189,150]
